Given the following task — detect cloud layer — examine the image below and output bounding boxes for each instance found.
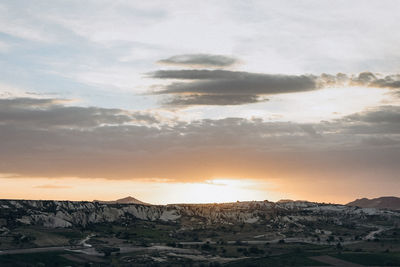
[1,97,399,186]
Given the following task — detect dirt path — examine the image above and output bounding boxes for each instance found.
[0,246,72,255]
[363,226,386,240]
[79,233,94,247]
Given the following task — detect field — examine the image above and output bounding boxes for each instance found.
[1,224,400,266]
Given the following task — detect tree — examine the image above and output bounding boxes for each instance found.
[95,246,120,257]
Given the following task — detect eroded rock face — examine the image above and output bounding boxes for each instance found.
[0,200,183,228]
[0,199,398,229]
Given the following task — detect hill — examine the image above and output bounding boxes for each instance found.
[94,196,151,205]
[347,196,400,210]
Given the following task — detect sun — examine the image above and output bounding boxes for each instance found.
[165,179,270,204]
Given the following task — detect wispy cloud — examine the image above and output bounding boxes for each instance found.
[319,72,400,89]
[33,184,72,189]
[0,98,159,128]
[158,54,238,68]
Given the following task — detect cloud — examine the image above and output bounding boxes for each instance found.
[318,72,400,89]
[149,69,400,106]
[370,75,400,89]
[337,105,400,135]
[344,105,400,124]
[150,70,317,105]
[163,94,264,106]
[361,136,400,146]
[0,97,399,185]
[0,98,159,128]
[298,124,321,138]
[157,54,238,68]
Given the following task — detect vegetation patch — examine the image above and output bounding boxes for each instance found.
[332,252,400,266]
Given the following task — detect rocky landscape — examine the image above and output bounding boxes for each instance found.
[1,198,398,229]
[0,198,399,266]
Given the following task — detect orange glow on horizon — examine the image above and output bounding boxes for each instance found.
[0,176,284,204]
[1,175,398,205]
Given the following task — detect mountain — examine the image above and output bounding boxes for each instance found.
[94,196,151,205]
[347,196,400,210]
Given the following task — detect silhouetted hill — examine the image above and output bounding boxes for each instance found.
[94,196,151,205]
[347,196,400,210]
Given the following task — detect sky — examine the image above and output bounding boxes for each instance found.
[0,0,400,204]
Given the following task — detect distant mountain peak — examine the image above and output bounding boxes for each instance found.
[347,196,400,210]
[94,196,151,205]
[117,196,139,202]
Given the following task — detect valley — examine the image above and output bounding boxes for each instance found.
[0,199,399,266]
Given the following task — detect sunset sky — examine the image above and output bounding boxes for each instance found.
[0,0,399,204]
